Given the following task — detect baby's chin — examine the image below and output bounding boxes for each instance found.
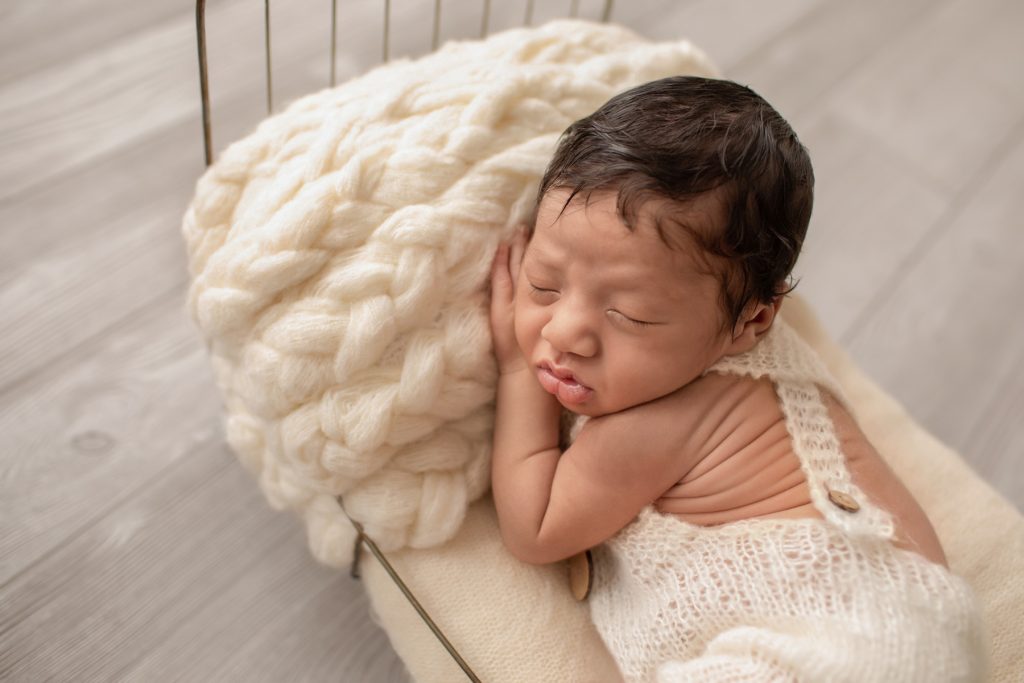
[563,405,600,418]
[558,398,616,419]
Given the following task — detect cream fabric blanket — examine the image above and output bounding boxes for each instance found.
[362,295,1023,683]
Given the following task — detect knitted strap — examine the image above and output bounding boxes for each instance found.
[776,379,894,540]
[706,319,894,540]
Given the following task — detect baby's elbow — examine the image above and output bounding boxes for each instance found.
[512,539,559,566]
[500,532,558,566]
[515,547,552,566]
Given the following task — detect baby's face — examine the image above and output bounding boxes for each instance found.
[514,189,734,417]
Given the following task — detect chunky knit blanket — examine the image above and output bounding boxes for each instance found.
[181,20,717,566]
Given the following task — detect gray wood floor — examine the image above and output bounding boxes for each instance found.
[2,0,1021,680]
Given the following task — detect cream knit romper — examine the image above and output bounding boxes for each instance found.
[582,319,988,683]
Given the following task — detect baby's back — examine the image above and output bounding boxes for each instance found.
[654,371,947,566]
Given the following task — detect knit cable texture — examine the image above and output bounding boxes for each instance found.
[181,19,718,567]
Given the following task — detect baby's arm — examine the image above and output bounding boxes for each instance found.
[488,236,705,563]
[487,232,564,561]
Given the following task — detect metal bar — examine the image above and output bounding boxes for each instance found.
[570,0,579,18]
[350,529,365,579]
[265,0,273,114]
[524,0,534,26]
[196,0,213,167]
[602,0,614,22]
[341,499,482,682]
[383,0,390,61]
[432,0,442,51]
[330,0,338,86]
[480,0,490,38]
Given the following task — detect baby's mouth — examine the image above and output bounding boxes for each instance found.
[537,363,594,405]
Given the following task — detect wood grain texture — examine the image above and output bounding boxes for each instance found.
[0,436,410,682]
[790,107,950,336]
[827,0,1024,194]
[0,0,196,86]
[1,0,1021,680]
[0,296,215,584]
[730,0,938,120]
[847,125,1024,504]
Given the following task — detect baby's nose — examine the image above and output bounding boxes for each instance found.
[541,306,598,358]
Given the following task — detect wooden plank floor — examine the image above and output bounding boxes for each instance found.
[1,0,1021,680]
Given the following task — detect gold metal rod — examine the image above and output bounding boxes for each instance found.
[602,0,614,22]
[360,528,481,682]
[480,0,490,38]
[265,0,273,114]
[350,530,364,579]
[383,0,390,61]
[196,0,212,167]
[524,0,534,26]
[340,498,481,682]
[432,0,442,51]
[570,0,579,18]
[330,0,338,86]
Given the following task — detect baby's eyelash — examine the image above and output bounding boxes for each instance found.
[611,310,655,328]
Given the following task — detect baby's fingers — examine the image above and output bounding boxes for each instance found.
[508,227,526,292]
[490,242,513,297]
[489,241,520,370]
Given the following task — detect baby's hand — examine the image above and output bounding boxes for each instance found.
[489,228,528,375]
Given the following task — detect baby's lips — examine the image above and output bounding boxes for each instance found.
[537,365,594,405]
[556,380,593,405]
[543,361,586,385]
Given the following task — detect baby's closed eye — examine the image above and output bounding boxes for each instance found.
[528,283,559,302]
[607,309,657,328]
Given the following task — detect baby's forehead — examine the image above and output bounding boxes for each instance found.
[531,189,725,269]
[526,193,723,298]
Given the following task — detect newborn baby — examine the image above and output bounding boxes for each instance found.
[489,76,985,681]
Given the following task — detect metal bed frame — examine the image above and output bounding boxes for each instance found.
[196,0,614,165]
[194,1,615,679]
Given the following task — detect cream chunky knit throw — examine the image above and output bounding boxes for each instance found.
[181,20,717,566]
[582,320,987,682]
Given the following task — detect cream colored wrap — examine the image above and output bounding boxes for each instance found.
[181,20,717,566]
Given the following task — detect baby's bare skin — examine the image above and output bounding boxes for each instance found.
[652,371,947,567]
[490,191,947,570]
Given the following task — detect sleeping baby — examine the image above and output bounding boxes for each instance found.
[488,76,986,682]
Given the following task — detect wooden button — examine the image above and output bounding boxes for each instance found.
[827,488,860,512]
[568,549,593,601]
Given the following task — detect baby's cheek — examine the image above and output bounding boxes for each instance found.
[617,348,688,400]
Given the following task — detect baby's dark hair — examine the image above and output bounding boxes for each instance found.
[535,75,814,333]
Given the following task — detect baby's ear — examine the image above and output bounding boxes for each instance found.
[723,297,782,356]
